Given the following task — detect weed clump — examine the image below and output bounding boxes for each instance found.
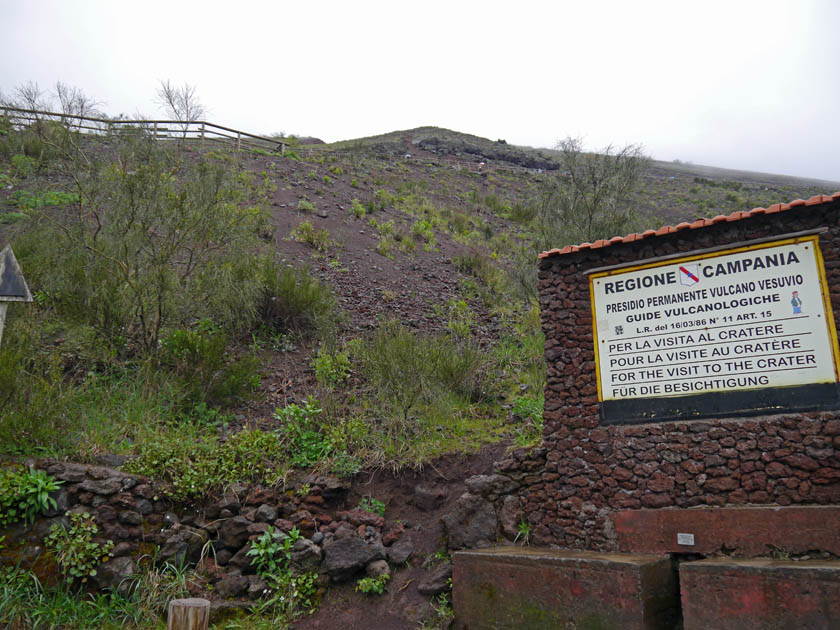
[258,261,338,337]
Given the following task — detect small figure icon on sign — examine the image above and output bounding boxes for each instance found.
[679,264,700,286]
[615,325,624,336]
[792,291,803,314]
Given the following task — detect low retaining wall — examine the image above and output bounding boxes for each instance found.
[452,547,679,630]
[611,505,840,556]
[680,558,840,630]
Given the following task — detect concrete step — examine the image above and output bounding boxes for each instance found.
[452,547,679,630]
[680,557,840,630]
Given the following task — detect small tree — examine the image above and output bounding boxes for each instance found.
[155,79,206,139]
[535,137,650,250]
[54,81,103,120]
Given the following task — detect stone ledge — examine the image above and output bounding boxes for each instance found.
[680,557,840,630]
[452,547,679,630]
[612,506,840,556]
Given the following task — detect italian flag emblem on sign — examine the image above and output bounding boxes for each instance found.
[679,263,700,286]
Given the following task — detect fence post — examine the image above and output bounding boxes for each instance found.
[167,598,209,630]
[153,122,158,139]
[236,132,241,152]
[199,123,205,148]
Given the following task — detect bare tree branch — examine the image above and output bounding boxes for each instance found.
[155,80,206,139]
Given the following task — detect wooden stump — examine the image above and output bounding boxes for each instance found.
[167,598,210,630]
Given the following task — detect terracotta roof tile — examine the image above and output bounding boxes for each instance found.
[539,191,840,259]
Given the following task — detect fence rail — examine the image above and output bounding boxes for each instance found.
[0,106,287,154]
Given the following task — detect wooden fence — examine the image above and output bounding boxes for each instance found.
[0,106,287,154]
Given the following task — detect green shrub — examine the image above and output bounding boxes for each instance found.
[353,321,488,422]
[10,154,36,178]
[374,236,394,259]
[159,318,260,405]
[511,394,545,447]
[298,198,315,212]
[349,198,366,219]
[356,573,389,595]
[247,526,302,577]
[365,188,394,213]
[45,511,114,584]
[0,211,28,224]
[258,261,338,337]
[453,249,509,298]
[411,219,435,244]
[434,299,474,339]
[125,424,286,499]
[9,189,79,210]
[398,235,416,253]
[0,466,62,526]
[313,347,351,386]
[357,496,385,517]
[508,201,537,224]
[15,144,272,354]
[290,220,331,252]
[276,399,332,467]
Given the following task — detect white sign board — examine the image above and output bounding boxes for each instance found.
[590,236,840,403]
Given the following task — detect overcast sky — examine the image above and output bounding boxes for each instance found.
[2,0,838,182]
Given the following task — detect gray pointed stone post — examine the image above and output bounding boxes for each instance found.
[0,245,33,350]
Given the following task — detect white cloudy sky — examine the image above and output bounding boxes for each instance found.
[2,0,838,181]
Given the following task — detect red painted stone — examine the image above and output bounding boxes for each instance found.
[680,558,840,630]
[611,506,840,556]
[452,547,679,630]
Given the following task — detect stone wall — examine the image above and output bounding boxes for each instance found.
[501,199,840,550]
[4,461,420,601]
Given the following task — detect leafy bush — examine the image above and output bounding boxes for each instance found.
[290,220,331,252]
[313,347,351,386]
[0,466,62,526]
[365,188,394,213]
[453,248,509,299]
[9,189,79,210]
[159,318,259,405]
[10,154,35,177]
[356,573,389,595]
[353,321,489,422]
[125,424,286,499]
[45,511,114,584]
[258,261,338,337]
[247,526,318,618]
[375,236,394,259]
[15,142,272,354]
[276,399,332,467]
[411,219,436,247]
[297,198,315,212]
[512,395,543,423]
[357,496,385,517]
[349,198,366,219]
[511,394,545,447]
[247,526,302,577]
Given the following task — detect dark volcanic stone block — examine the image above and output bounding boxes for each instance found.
[452,547,678,630]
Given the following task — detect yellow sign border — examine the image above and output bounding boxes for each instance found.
[588,235,840,402]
